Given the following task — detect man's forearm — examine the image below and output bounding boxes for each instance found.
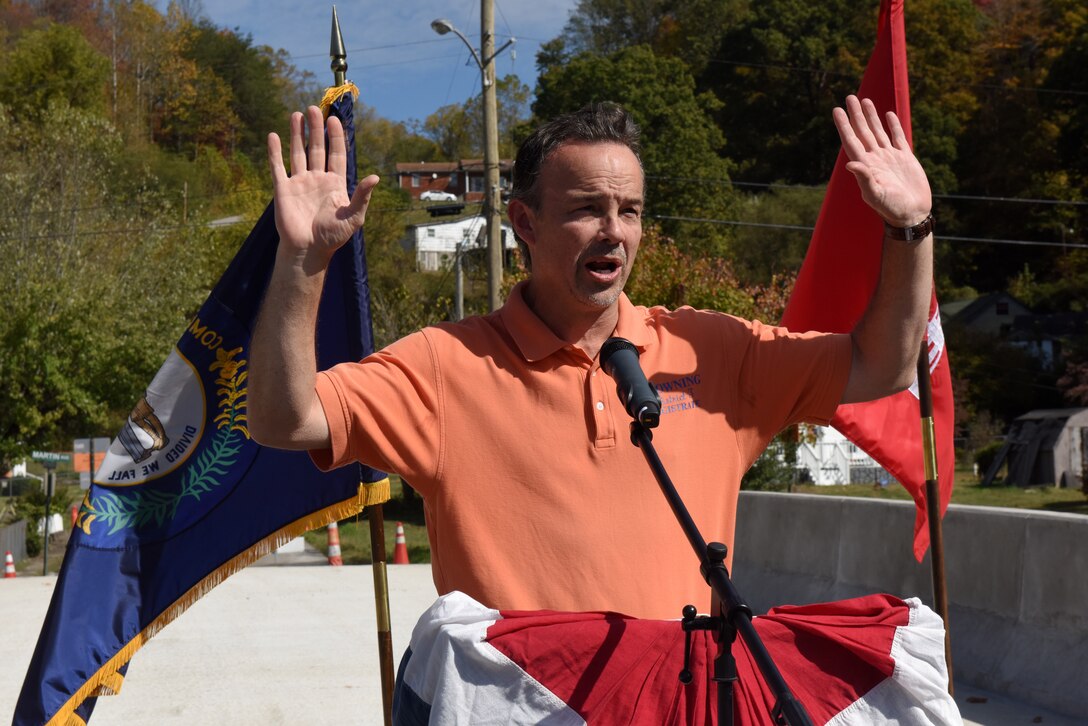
[843,229,933,404]
[248,248,332,449]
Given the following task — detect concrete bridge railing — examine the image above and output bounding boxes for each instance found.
[732,491,1088,719]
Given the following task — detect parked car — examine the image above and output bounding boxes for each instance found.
[420,190,457,202]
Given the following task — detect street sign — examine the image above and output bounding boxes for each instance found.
[31,451,71,464]
[73,437,110,475]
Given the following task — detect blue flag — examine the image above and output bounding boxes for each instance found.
[15,86,387,725]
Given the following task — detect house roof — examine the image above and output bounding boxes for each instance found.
[457,159,515,172]
[395,161,459,174]
[407,216,511,231]
[940,291,1031,326]
[394,159,514,174]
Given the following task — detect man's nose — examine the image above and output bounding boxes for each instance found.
[597,212,623,243]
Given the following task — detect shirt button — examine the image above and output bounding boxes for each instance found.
[596,401,605,411]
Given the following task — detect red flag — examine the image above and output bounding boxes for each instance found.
[780,0,955,561]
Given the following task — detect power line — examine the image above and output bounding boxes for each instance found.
[648,214,1088,249]
[705,57,1088,98]
[646,175,1088,207]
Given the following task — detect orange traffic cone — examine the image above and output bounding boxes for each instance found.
[326,522,343,566]
[392,522,409,564]
[4,551,15,578]
[71,505,79,528]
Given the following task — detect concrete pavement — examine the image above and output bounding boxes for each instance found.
[2,558,1080,724]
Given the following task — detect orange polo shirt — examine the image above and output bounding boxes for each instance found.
[312,282,851,619]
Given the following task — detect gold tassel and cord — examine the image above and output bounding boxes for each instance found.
[319,83,359,117]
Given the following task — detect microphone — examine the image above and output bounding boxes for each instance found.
[600,337,661,428]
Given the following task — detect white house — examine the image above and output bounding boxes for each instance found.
[402,217,517,272]
[796,426,889,485]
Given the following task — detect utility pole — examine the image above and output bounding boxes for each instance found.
[431,10,514,312]
[480,0,503,312]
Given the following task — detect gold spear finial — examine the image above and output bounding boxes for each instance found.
[330,5,347,86]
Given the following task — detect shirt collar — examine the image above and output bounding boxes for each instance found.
[501,281,656,363]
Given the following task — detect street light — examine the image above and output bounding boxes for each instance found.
[431,12,515,312]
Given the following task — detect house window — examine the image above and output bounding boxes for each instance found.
[450,172,459,186]
[469,176,484,193]
[426,228,436,237]
[996,301,1009,315]
[411,174,420,188]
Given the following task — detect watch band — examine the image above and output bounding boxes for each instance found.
[884,213,935,241]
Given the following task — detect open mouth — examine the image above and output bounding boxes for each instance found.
[585,258,622,280]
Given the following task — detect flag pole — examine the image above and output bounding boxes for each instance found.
[916,339,953,695]
[330,9,395,723]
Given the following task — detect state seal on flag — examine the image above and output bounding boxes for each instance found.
[78,300,257,542]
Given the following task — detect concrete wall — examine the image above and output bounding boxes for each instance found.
[732,492,1088,719]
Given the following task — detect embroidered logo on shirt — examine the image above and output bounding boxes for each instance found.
[653,374,701,415]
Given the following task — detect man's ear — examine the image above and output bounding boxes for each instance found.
[506,198,536,247]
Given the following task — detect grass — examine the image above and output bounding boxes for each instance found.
[302,476,432,564]
[791,468,1088,515]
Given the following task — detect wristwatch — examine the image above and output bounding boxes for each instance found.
[884,213,935,242]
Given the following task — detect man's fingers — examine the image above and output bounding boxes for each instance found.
[833,106,866,161]
[885,111,910,150]
[306,106,326,173]
[846,95,878,151]
[267,132,288,188]
[289,112,306,175]
[327,115,346,178]
[861,98,891,148]
[347,174,380,224]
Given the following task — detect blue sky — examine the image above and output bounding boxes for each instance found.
[185,0,577,124]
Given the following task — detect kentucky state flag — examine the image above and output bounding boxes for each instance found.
[15,85,387,726]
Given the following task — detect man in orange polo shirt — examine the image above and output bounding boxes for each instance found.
[249,98,933,621]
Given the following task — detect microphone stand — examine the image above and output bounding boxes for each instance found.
[629,422,814,726]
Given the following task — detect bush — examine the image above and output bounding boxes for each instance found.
[974,441,1006,482]
[25,527,42,557]
[742,439,795,492]
[14,485,75,555]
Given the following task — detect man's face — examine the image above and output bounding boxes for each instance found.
[514,141,644,317]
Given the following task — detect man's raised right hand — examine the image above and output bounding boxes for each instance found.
[266,105,379,266]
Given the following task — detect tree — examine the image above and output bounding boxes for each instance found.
[945,321,1062,429]
[422,74,532,160]
[533,45,738,258]
[950,0,1085,293]
[730,185,825,285]
[355,102,441,174]
[560,0,738,75]
[626,226,755,316]
[0,100,234,474]
[698,0,875,184]
[422,102,473,160]
[185,20,290,159]
[0,22,110,122]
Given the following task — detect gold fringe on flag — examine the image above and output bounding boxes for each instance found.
[47,478,391,726]
[319,82,360,117]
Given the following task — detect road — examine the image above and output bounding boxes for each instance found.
[1,556,1080,724]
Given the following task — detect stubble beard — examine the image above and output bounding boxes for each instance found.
[573,266,631,311]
